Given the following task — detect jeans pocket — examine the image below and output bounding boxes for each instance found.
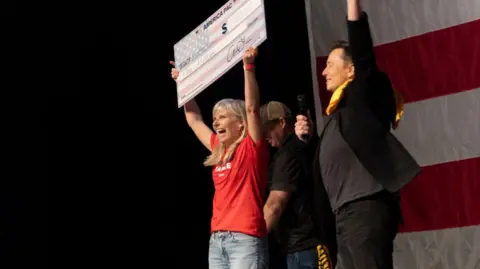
[231,232,259,243]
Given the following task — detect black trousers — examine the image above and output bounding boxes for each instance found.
[335,192,400,269]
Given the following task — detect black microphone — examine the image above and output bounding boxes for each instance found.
[297,95,310,141]
[297,94,309,117]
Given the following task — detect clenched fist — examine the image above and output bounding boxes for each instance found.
[295,115,313,142]
[169,61,179,80]
[242,46,258,65]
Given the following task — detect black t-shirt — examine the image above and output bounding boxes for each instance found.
[268,133,319,254]
[320,116,383,211]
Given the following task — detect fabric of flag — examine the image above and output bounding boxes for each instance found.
[303,0,480,268]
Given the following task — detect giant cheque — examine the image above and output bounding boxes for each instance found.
[174,0,267,108]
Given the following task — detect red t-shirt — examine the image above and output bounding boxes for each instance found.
[210,133,269,237]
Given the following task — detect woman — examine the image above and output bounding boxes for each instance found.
[170,46,269,269]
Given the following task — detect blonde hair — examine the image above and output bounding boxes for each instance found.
[204,98,247,167]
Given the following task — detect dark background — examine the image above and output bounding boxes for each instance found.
[2,0,321,267]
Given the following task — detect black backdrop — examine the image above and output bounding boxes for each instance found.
[39,0,320,267]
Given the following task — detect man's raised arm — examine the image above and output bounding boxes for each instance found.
[346,0,378,77]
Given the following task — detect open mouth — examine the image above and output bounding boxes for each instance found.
[216,129,226,135]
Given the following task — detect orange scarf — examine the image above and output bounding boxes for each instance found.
[325,80,404,129]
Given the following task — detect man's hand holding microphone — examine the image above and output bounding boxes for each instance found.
[295,95,314,143]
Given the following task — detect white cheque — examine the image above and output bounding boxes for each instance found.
[174,0,267,108]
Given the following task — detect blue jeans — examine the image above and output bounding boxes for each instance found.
[209,231,269,269]
[286,245,333,269]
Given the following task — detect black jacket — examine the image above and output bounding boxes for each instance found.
[310,12,421,196]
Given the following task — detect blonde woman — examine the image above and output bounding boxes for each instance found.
[170,46,269,269]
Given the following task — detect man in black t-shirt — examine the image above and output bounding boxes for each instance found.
[261,101,336,269]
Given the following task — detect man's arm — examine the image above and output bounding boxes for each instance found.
[347,0,361,20]
[264,190,290,233]
[346,0,377,78]
[264,151,303,233]
[346,0,397,124]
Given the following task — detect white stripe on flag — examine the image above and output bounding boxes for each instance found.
[307,0,480,56]
[394,225,480,269]
[393,88,480,167]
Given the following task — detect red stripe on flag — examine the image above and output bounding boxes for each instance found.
[399,157,480,233]
[315,19,480,111]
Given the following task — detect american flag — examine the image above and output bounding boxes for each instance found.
[305,0,480,268]
[174,28,210,70]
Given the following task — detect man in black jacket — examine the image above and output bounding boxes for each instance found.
[295,1,421,269]
[261,101,336,269]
